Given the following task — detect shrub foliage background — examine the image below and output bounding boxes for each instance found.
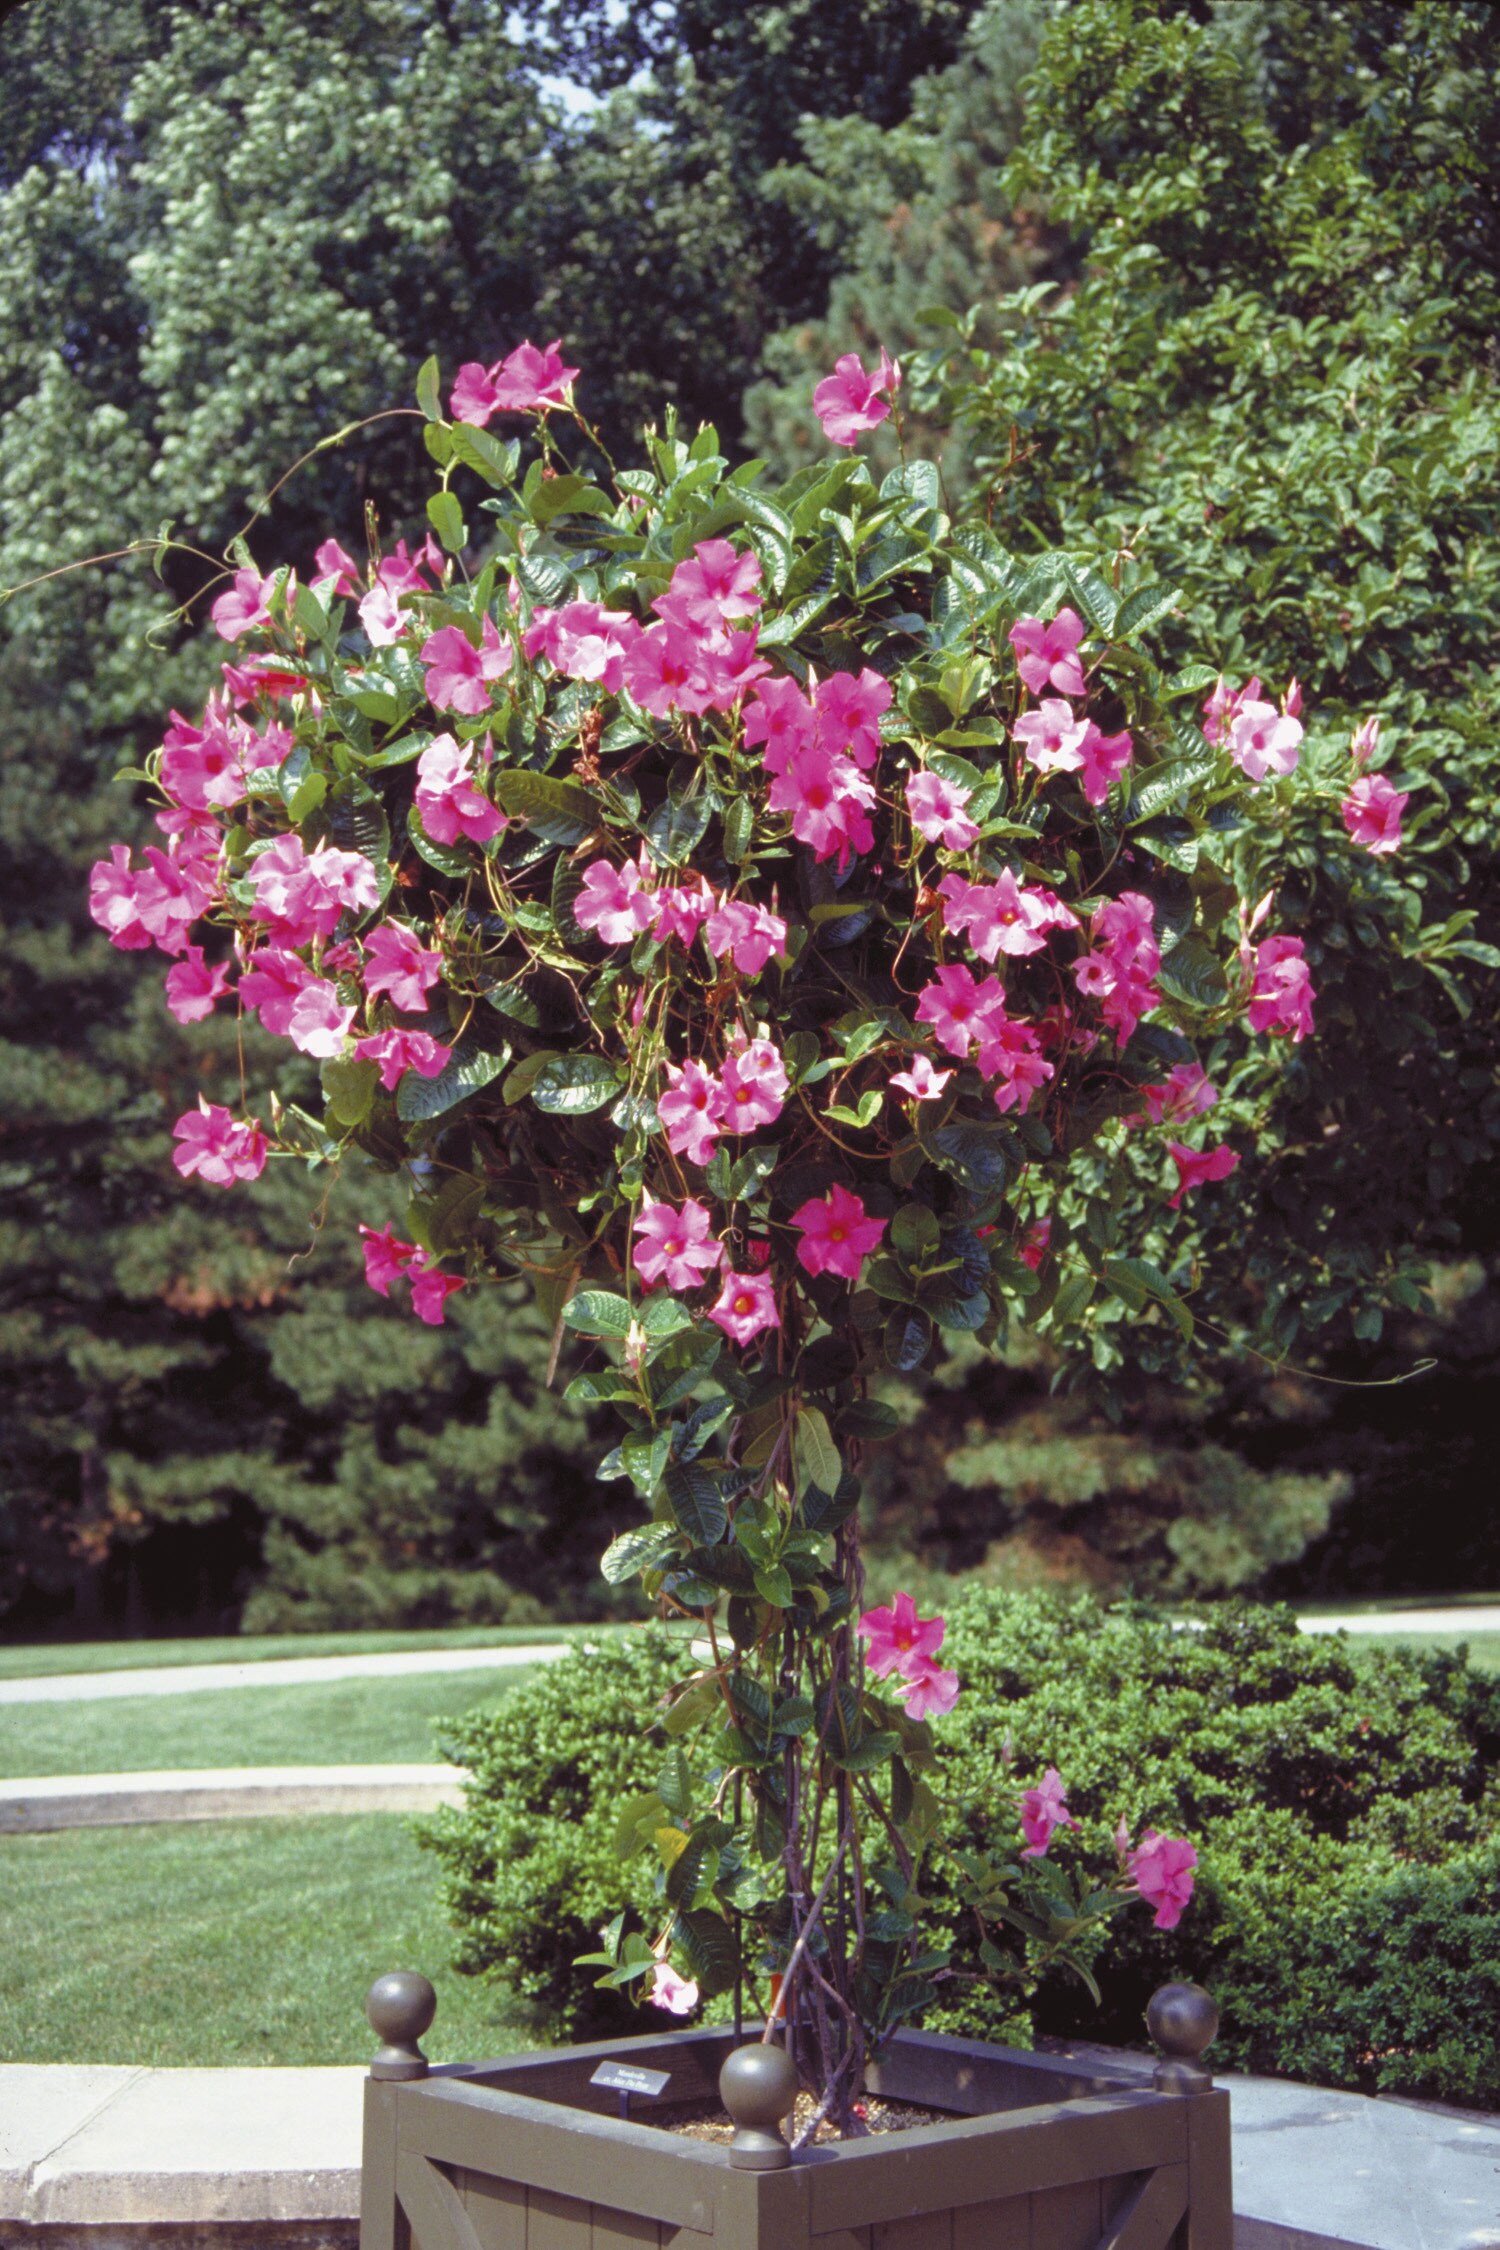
[424,1597,1500,2106]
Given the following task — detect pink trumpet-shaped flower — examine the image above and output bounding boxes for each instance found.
[655,540,762,632]
[1166,1141,1240,1208]
[1136,1062,1217,1126]
[859,1591,946,1680]
[1227,700,1303,782]
[1013,698,1090,774]
[1247,934,1315,1041]
[1009,608,1086,698]
[163,948,231,1024]
[172,1098,267,1186]
[703,896,787,977]
[420,616,513,715]
[658,1059,723,1165]
[708,1269,781,1346]
[211,567,277,641]
[363,923,444,1013]
[1127,1831,1198,1929]
[813,668,891,770]
[1342,772,1408,855]
[1350,715,1382,765]
[812,349,900,447]
[896,1661,961,1720]
[575,858,655,946]
[632,1197,723,1293]
[648,1962,700,2016]
[239,946,315,1037]
[890,1053,952,1102]
[1078,723,1134,806]
[907,770,980,850]
[790,1183,886,1281]
[452,339,579,424]
[650,879,716,949]
[353,1028,453,1091]
[359,1224,421,1296]
[1019,1767,1081,1858]
[915,963,1010,1059]
[312,538,359,598]
[285,979,356,1058]
[415,734,506,847]
[407,1265,467,1326]
[717,1039,788,1132]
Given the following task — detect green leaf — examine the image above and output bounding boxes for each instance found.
[722,797,754,863]
[664,1459,728,1544]
[427,490,467,555]
[837,1729,902,1774]
[560,1290,634,1338]
[601,1525,681,1584]
[491,769,600,844]
[657,1745,692,1819]
[415,356,443,423]
[530,1054,624,1114]
[891,1203,941,1264]
[1112,582,1180,639]
[924,1121,1012,1196]
[672,1907,737,1997]
[448,424,518,488]
[753,1564,794,1610]
[1050,1273,1095,1327]
[649,1328,722,1412]
[395,1041,507,1120]
[321,1055,379,1129]
[884,1306,934,1372]
[1058,558,1119,636]
[1158,936,1229,1009]
[792,1406,841,1501]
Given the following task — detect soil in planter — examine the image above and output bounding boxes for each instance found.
[650,2093,956,2144]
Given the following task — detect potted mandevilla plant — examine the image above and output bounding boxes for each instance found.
[90,334,1382,2245]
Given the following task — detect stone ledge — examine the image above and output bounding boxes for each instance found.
[0,1770,463,1835]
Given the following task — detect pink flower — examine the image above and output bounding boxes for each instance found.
[890,1053,952,1102]
[655,540,762,633]
[1136,1062,1217,1126]
[896,1661,961,1720]
[1247,934,1315,1041]
[248,834,381,947]
[1019,1218,1051,1271]
[766,744,875,867]
[363,923,444,1013]
[420,617,513,715]
[210,567,276,641]
[940,870,1071,962]
[647,1962,700,2016]
[89,846,158,951]
[790,1183,886,1281]
[907,770,980,850]
[632,1198,723,1292]
[1019,1768,1081,1858]
[1166,1141,1240,1208]
[813,669,891,770]
[717,1039,788,1131]
[160,703,254,811]
[1284,677,1303,718]
[703,897,787,977]
[707,1270,780,1346]
[697,627,771,710]
[1009,608,1086,698]
[312,538,360,598]
[548,601,638,692]
[744,676,817,766]
[1227,700,1303,782]
[977,1014,1054,1116]
[1071,892,1161,1048]
[358,583,404,646]
[172,1098,267,1186]
[658,1059,723,1165]
[1127,1831,1198,1930]
[164,948,231,1024]
[239,946,315,1036]
[1013,699,1090,774]
[286,979,356,1058]
[1078,724,1134,807]
[409,1266,467,1325]
[1342,772,1408,855]
[859,1592,946,1680]
[1350,715,1382,765]
[812,349,900,446]
[1201,673,1261,747]
[622,619,700,717]
[650,880,716,948]
[915,963,1010,1059]
[359,1224,421,1295]
[354,1028,453,1091]
[415,734,506,847]
[451,340,579,424]
[575,858,655,946]
[380,537,443,596]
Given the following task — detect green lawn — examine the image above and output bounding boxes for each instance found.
[0,1621,608,1681]
[0,1813,533,2066]
[1338,1629,1500,1672]
[0,1667,539,1779]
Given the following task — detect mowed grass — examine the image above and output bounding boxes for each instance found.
[1338,1628,1500,1672]
[0,1813,533,2067]
[0,1666,538,1779]
[0,1621,607,1681]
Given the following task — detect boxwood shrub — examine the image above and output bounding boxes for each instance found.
[421,1594,1500,2104]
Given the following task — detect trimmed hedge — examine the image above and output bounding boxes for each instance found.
[421,1595,1500,2104]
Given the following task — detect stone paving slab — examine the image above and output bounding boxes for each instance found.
[0,1646,570,1707]
[3,2061,1498,2247]
[0,1767,463,1834]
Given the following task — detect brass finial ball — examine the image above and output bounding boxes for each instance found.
[720,2042,799,2169]
[366,1971,436,2080]
[1147,1981,1218,2094]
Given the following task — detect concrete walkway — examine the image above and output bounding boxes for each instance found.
[1297,1605,1500,1638]
[0,1641,572,1706]
[0,1764,463,1834]
[2,2060,1497,2249]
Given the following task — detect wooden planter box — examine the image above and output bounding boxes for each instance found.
[360,2022,1231,2250]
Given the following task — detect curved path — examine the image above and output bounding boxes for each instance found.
[0,1641,572,1706]
[0,1764,463,1834]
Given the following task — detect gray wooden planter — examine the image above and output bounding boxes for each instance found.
[359,1980,1230,2250]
